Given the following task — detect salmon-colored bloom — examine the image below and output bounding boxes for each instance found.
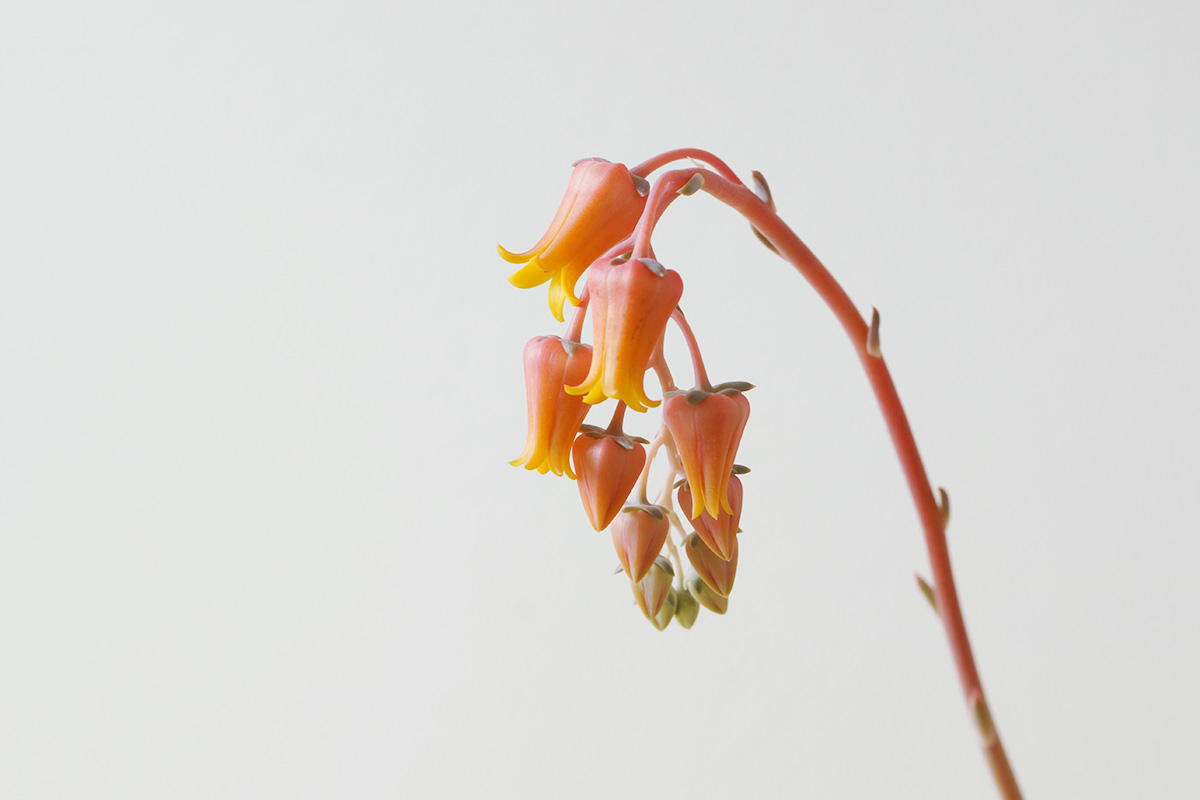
[685,531,738,597]
[631,556,675,623]
[610,503,670,582]
[510,336,593,478]
[572,426,647,531]
[664,385,751,518]
[567,257,684,413]
[499,159,648,322]
[678,473,743,562]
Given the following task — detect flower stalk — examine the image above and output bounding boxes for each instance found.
[500,150,1023,800]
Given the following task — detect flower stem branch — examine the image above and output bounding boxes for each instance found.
[671,308,712,391]
[685,167,1023,800]
[631,148,743,184]
[631,173,691,260]
[635,431,667,506]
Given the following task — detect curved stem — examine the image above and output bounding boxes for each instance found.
[671,308,712,391]
[649,335,678,395]
[631,148,743,185]
[631,171,693,260]
[635,430,667,506]
[693,170,1023,800]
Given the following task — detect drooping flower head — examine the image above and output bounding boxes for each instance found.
[501,150,762,632]
[567,257,683,413]
[499,159,648,322]
[663,384,751,518]
[510,336,593,478]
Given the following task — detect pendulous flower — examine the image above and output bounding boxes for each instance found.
[510,336,593,478]
[566,257,683,413]
[499,158,648,322]
[664,384,751,518]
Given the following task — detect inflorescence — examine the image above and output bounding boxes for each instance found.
[502,155,755,630]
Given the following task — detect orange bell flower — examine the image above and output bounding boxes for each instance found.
[499,159,648,322]
[510,336,593,478]
[566,257,684,413]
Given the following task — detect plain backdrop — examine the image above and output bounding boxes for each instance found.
[2,1,1198,798]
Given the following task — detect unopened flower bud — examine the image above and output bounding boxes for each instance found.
[572,429,646,531]
[651,587,678,631]
[677,474,743,561]
[632,556,675,621]
[685,531,738,597]
[610,504,670,582]
[664,385,751,518]
[687,575,729,615]
[674,587,700,629]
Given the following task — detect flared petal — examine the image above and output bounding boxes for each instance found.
[507,257,553,290]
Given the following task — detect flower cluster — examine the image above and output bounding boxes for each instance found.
[502,156,753,630]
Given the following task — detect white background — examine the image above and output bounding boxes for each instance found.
[3,2,1198,798]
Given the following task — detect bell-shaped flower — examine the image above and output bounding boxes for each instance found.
[610,503,670,582]
[567,257,684,413]
[572,424,647,531]
[631,556,675,622]
[677,472,744,562]
[664,384,751,518]
[684,531,738,597]
[510,336,593,478]
[499,158,648,322]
